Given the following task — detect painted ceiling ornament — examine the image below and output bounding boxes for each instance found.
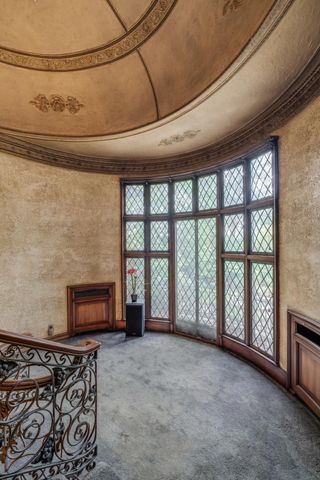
[50,95,65,113]
[30,95,84,114]
[29,94,50,113]
[159,130,201,146]
[66,96,84,114]
[223,0,245,16]
[0,0,177,71]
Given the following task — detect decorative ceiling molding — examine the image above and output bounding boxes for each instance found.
[1,48,319,177]
[159,130,201,146]
[0,0,177,72]
[0,0,290,140]
[30,95,84,114]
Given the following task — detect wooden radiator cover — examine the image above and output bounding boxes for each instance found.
[288,311,320,417]
[67,282,115,335]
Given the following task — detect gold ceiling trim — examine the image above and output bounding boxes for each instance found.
[0,0,177,72]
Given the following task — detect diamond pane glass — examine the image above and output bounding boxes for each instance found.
[151,258,169,318]
[126,221,144,251]
[176,220,196,325]
[198,174,217,210]
[150,183,169,214]
[126,258,145,302]
[174,180,193,213]
[125,185,144,215]
[223,165,244,206]
[251,263,274,356]
[151,221,169,251]
[224,214,244,252]
[251,208,273,253]
[224,261,245,340]
[251,151,273,201]
[198,218,217,335]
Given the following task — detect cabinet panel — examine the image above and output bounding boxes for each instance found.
[68,283,115,335]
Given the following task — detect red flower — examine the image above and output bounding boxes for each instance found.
[127,268,137,275]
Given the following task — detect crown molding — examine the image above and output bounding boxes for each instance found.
[0,48,319,176]
[0,0,177,72]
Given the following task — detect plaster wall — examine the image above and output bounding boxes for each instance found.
[0,153,121,338]
[0,96,319,371]
[277,95,320,370]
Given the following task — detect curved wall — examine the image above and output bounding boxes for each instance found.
[276,95,320,370]
[0,153,121,338]
[0,95,319,377]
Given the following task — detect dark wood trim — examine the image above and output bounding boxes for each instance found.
[67,282,116,335]
[146,319,172,333]
[287,310,320,416]
[0,329,100,356]
[122,140,279,378]
[216,170,223,346]
[221,335,286,387]
[273,140,280,364]
[116,319,126,330]
[174,331,216,346]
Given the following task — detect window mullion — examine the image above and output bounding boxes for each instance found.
[244,159,251,346]
[195,219,199,327]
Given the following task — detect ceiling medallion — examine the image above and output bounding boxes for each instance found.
[158,130,201,146]
[30,95,84,114]
[0,0,177,72]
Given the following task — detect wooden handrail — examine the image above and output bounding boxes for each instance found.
[0,329,101,356]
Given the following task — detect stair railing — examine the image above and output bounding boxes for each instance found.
[0,330,100,479]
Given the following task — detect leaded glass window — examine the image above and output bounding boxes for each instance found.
[151,258,169,318]
[125,184,144,215]
[251,151,273,201]
[224,261,245,340]
[176,218,217,340]
[123,141,277,359]
[198,218,217,330]
[198,174,217,210]
[126,221,144,251]
[224,214,244,252]
[150,221,169,251]
[126,258,145,301]
[176,220,196,324]
[251,208,273,253]
[251,263,274,356]
[223,165,244,207]
[174,180,193,213]
[150,183,169,214]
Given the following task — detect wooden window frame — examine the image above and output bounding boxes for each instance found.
[121,138,279,368]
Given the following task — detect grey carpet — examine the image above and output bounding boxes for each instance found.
[75,332,320,480]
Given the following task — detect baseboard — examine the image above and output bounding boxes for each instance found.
[46,331,70,342]
[221,335,287,388]
[146,319,172,333]
[115,319,126,330]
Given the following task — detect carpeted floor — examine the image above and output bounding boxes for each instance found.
[81,332,320,480]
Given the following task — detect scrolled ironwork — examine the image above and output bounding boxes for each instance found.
[0,330,100,479]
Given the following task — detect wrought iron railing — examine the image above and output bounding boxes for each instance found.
[0,330,100,479]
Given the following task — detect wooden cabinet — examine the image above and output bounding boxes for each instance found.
[288,311,320,417]
[67,283,115,335]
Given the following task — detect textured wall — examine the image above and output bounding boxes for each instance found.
[277,95,320,370]
[0,153,121,338]
[1,96,319,369]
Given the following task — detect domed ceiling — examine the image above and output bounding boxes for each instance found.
[0,0,319,174]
